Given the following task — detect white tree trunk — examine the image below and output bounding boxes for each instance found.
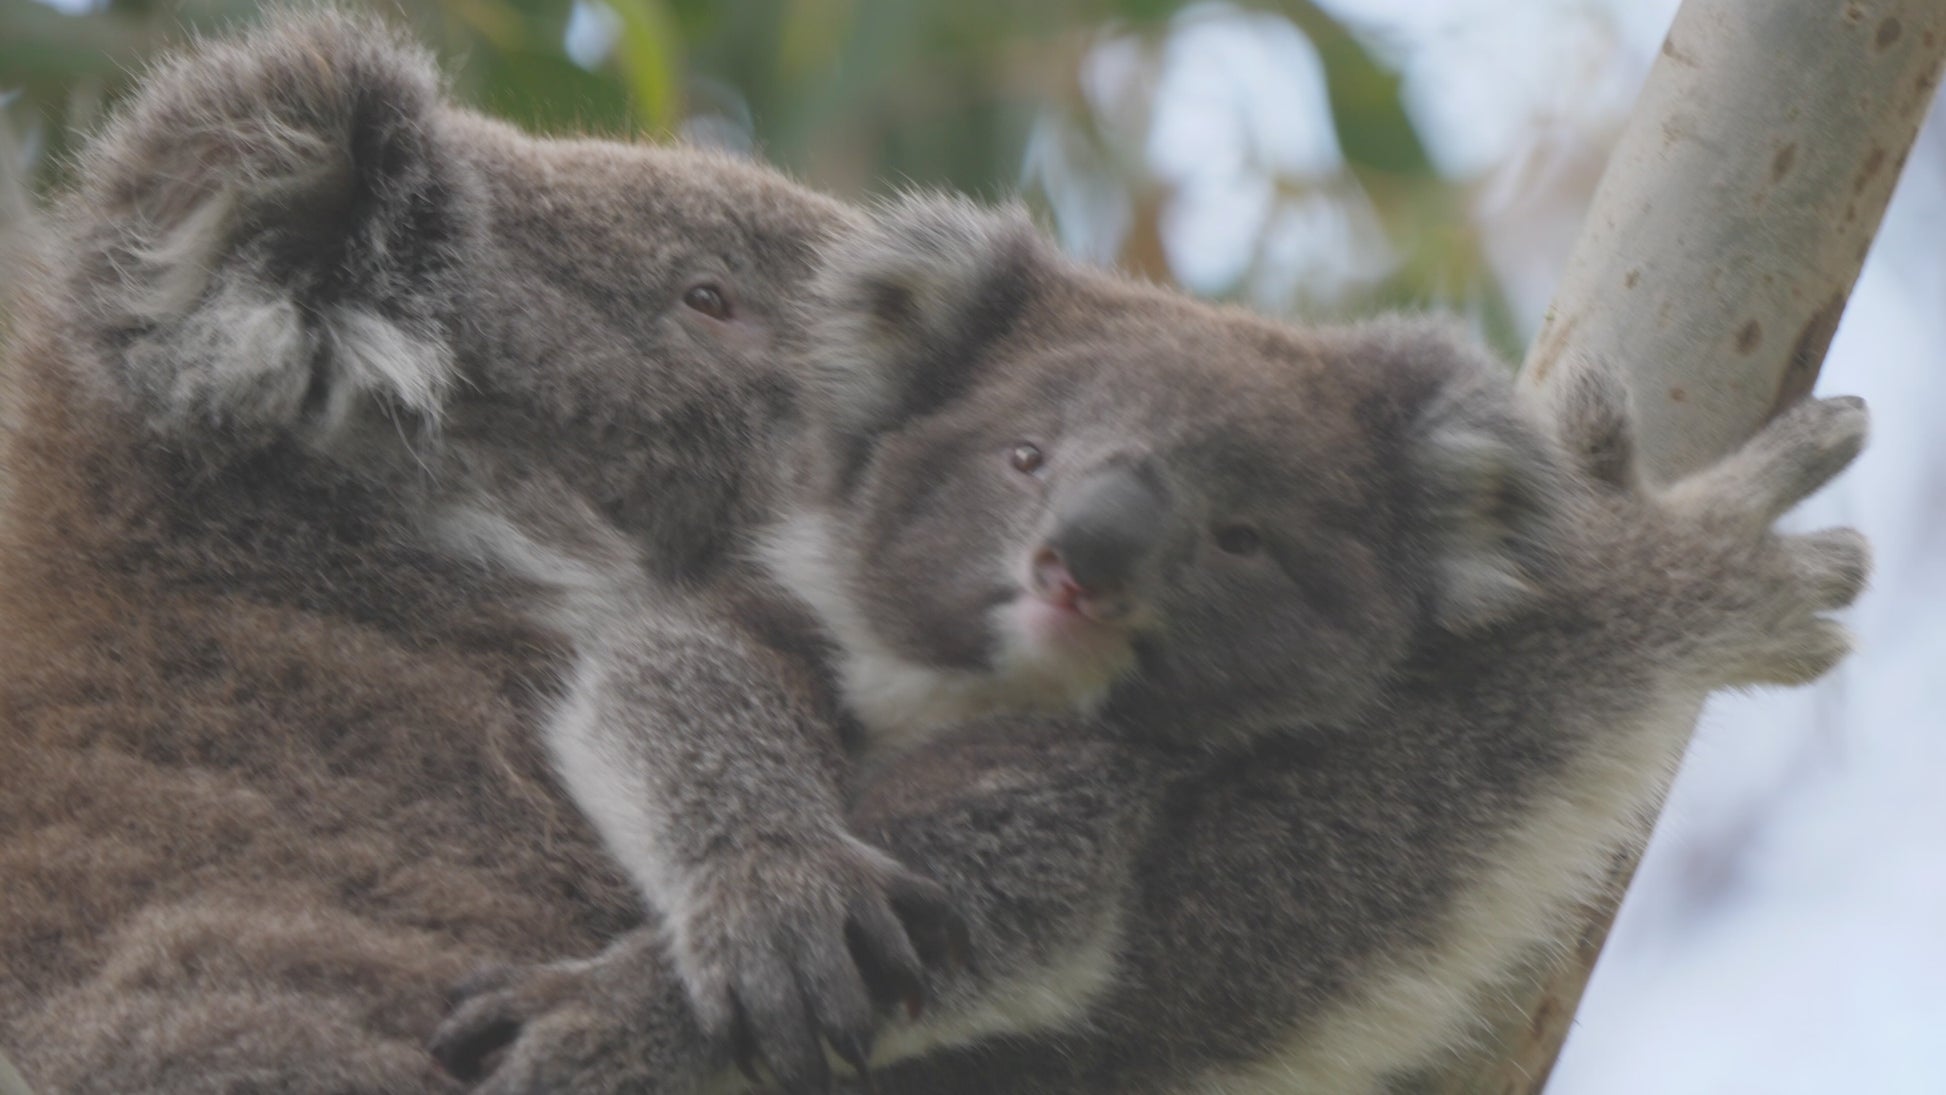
[1420,0,1946,1090]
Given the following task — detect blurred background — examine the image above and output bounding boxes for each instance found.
[3,0,1942,1090]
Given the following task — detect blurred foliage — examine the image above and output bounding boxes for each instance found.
[0,0,1517,350]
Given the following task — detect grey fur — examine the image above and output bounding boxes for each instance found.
[0,13,951,1092]
[773,197,1570,748]
[436,200,1869,1094]
[0,16,1869,1095]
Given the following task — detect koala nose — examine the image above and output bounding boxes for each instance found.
[1040,464,1170,604]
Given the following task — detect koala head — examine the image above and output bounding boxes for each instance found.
[43,11,855,575]
[768,197,1567,748]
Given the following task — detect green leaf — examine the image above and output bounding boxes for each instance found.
[607,0,683,134]
[468,46,636,137]
[1274,0,1435,178]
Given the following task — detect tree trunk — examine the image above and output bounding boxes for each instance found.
[1413,0,1946,1091]
[0,1051,30,1095]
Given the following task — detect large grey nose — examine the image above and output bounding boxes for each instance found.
[1043,464,1171,597]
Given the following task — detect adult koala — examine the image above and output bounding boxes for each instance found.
[0,13,963,1092]
[432,200,1871,1094]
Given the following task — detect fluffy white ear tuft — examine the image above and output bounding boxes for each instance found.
[66,10,476,447]
[1398,330,1569,633]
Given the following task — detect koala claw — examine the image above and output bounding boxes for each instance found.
[428,932,707,1095]
[428,962,570,1088]
[1787,526,1873,611]
[679,841,965,1094]
[1660,394,1873,690]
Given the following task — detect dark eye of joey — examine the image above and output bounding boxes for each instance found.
[682,283,732,320]
[1009,442,1046,475]
[1214,523,1263,556]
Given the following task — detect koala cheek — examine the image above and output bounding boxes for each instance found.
[680,311,774,360]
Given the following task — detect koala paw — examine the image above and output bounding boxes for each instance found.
[1664,396,1873,687]
[673,836,967,1094]
[429,931,710,1095]
[1728,524,1872,686]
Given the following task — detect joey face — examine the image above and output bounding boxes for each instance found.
[804,338,1433,744]
[776,197,1564,747]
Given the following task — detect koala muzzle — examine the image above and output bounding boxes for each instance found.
[1038,464,1170,613]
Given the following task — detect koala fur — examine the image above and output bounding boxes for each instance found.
[0,14,1870,1095]
[766,200,1567,749]
[434,199,1870,1095]
[0,13,968,1092]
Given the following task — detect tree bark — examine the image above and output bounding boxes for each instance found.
[1412,0,1946,1091]
[0,1051,30,1095]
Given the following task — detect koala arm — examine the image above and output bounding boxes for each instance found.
[433,711,1160,1095]
[543,595,961,1089]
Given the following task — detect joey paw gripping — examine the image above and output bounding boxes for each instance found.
[1666,395,1872,687]
[430,932,712,1095]
[430,958,590,1091]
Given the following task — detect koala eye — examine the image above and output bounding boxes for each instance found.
[1214,523,1264,556]
[1009,442,1046,476]
[682,283,733,320]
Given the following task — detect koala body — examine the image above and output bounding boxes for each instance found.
[0,15,1869,1095]
[438,201,1870,1094]
[0,15,963,1092]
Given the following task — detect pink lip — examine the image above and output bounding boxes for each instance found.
[1036,589,1114,624]
[1028,569,1125,625]
[1023,547,1133,630]
[1016,595,1123,647]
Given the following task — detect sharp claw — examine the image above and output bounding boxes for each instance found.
[837,1035,879,1095]
[730,1005,764,1085]
[833,1033,873,1076]
[428,1013,521,1083]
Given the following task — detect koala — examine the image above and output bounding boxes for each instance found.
[764,201,1565,752]
[0,14,964,1092]
[431,199,1870,1094]
[0,15,1869,1095]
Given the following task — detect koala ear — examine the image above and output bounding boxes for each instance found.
[68,11,474,446]
[1395,325,1569,632]
[804,194,1041,450]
